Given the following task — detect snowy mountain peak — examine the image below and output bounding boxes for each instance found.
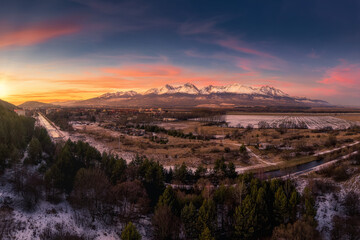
[177,83,200,94]
[101,83,290,98]
[144,88,159,95]
[100,91,138,98]
[258,86,288,97]
[144,83,289,96]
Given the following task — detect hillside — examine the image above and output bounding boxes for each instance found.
[18,101,57,109]
[0,99,17,110]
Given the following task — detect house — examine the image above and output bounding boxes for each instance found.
[14,109,26,116]
[259,142,274,150]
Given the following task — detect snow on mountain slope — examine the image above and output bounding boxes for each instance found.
[258,86,289,97]
[96,83,314,101]
[70,82,329,107]
[154,83,200,94]
[100,91,138,98]
[144,83,288,96]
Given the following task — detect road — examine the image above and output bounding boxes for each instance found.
[37,112,67,142]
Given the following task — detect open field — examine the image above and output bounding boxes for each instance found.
[41,108,360,174]
[334,113,360,122]
[72,122,260,168]
[69,118,360,171]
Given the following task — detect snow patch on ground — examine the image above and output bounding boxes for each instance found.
[298,172,360,240]
[315,192,342,240]
[0,169,152,240]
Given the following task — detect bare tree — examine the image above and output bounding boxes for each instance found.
[112,180,150,222]
[70,168,111,222]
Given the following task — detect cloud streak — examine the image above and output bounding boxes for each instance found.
[0,21,80,48]
[319,61,360,88]
[216,38,277,59]
[102,64,182,77]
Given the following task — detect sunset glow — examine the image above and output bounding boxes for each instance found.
[0,0,359,106]
[0,79,9,98]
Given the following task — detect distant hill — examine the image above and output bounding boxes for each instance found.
[0,99,17,110]
[59,83,331,108]
[18,101,57,109]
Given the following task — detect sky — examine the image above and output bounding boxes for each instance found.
[0,0,359,105]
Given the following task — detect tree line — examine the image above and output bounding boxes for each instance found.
[0,105,35,171]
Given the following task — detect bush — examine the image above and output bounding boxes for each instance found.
[325,135,337,147]
[331,215,360,240]
[39,223,87,240]
[271,220,318,240]
[332,165,349,182]
[343,191,359,216]
[318,164,349,182]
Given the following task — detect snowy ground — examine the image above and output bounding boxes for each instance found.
[295,172,360,240]
[0,168,152,240]
[225,115,360,129]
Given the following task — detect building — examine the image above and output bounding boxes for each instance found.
[14,109,26,116]
[258,142,274,150]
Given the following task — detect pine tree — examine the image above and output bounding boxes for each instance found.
[274,187,288,224]
[27,137,42,164]
[157,186,179,214]
[256,187,270,236]
[199,226,215,240]
[303,187,316,224]
[181,202,199,239]
[111,157,127,184]
[121,222,141,240]
[234,195,257,239]
[289,190,299,222]
[226,162,237,179]
[239,144,246,153]
[197,199,216,233]
[174,162,189,183]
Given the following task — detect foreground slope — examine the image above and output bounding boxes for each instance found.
[18,101,57,109]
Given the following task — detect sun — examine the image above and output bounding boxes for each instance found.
[0,80,8,98]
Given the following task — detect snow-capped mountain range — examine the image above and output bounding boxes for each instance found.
[64,82,329,108]
[100,83,289,98]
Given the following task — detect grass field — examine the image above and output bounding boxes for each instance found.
[334,114,360,122]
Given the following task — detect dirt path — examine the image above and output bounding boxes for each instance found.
[314,141,360,156]
[245,146,276,165]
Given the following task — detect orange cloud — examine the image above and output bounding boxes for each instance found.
[0,21,80,48]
